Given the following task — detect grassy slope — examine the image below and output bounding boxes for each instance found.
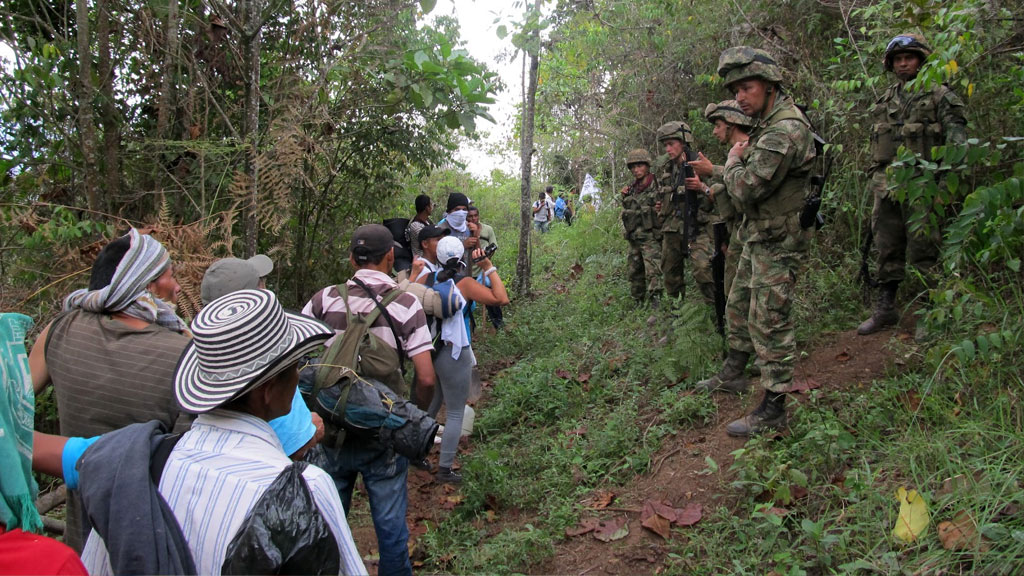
[420,197,1023,574]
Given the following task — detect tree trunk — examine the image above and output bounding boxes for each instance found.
[514,28,540,295]
[96,0,120,205]
[242,0,261,257]
[75,0,100,211]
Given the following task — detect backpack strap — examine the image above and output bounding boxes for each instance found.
[149,433,183,484]
[350,276,406,374]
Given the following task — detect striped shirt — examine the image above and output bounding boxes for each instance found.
[45,309,189,551]
[302,269,433,359]
[81,410,366,576]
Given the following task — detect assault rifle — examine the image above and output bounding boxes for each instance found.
[711,221,728,337]
[800,131,829,230]
[671,149,701,255]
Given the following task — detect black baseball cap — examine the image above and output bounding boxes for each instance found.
[350,224,400,263]
[417,224,450,248]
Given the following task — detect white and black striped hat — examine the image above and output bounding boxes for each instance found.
[174,289,332,414]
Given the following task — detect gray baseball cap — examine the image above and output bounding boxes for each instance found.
[201,255,274,304]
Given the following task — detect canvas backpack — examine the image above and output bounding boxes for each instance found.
[311,278,406,426]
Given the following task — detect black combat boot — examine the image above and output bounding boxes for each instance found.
[725,391,787,437]
[857,282,899,335]
[696,349,751,394]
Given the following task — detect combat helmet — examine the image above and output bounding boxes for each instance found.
[883,33,931,71]
[704,100,756,129]
[717,46,784,90]
[625,148,652,167]
[656,121,694,146]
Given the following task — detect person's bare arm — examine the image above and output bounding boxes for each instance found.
[32,431,68,478]
[410,350,437,409]
[29,322,52,394]
[456,252,510,306]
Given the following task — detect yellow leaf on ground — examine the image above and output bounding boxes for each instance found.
[893,487,930,543]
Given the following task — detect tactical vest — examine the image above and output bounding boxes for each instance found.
[871,84,949,164]
[622,174,659,241]
[739,101,815,244]
[657,149,698,233]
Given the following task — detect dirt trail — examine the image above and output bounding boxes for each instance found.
[345,326,903,574]
[530,327,900,575]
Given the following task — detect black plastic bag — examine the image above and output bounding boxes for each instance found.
[221,462,340,575]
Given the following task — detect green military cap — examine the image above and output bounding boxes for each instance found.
[704,100,757,129]
[717,46,785,89]
[625,148,652,167]
[656,121,694,146]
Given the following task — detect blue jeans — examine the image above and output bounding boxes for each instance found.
[317,441,412,576]
[534,220,550,233]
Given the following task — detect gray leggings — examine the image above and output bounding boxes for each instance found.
[429,343,475,469]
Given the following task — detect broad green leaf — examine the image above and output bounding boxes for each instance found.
[413,50,430,69]
[418,0,436,14]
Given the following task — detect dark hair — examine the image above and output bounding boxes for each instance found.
[467,205,479,214]
[352,247,390,266]
[88,235,132,290]
[415,194,432,213]
[545,185,553,193]
[538,191,546,200]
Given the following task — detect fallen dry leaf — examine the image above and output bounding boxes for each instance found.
[639,501,672,537]
[440,494,463,511]
[765,507,791,517]
[674,502,703,527]
[595,273,605,280]
[566,517,600,537]
[791,485,809,500]
[555,369,572,379]
[567,426,588,437]
[569,263,584,279]
[485,510,497,523]
[835,351,851,362]
[641,510,673,540]
[594,516,630,542]
[904,391,923,412]
[577,372,591,383]
[938,511,991,552]
[590,490,615,510]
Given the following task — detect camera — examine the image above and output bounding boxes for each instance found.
[473,243,498,263]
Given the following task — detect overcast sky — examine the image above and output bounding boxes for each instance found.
[430,0,525,178]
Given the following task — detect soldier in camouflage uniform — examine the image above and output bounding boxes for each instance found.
[654,122,701,300]
[619,148,663,304]
[697,47,816,437]
[857,33,967,335]
[690,100,758,298]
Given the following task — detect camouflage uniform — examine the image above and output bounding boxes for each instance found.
[859,34,967,334]
[702,100,758,299]
[620,149,663,301]
[655,122,699,299]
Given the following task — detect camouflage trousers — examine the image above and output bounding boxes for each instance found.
[871,171,941,286]
[627,237,663,301]
[726,240,806,393]
[689,225,715,305]
[661,231,686,299]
